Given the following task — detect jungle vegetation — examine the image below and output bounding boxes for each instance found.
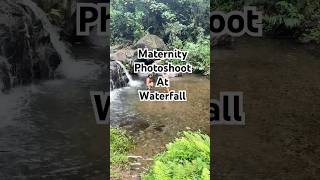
[212,0,320,43]
[111,0,211,75]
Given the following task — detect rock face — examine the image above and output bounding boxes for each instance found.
[0,0,62,92]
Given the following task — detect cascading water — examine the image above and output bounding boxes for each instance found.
[20,0,100,79]
[20,0,71,63]
[115,60,133,82]
[110,60,142,90]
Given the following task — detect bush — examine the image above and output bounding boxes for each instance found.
[183,37,210,75]
[301,26,320,44]
[263,1,304,33]
[143,131,210,180]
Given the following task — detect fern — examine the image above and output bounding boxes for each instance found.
[143,131,210,180]
[264,1,304,31]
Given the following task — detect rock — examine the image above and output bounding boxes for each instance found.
[119,119,150,133]
[128,156,143,162]
[0,0,62,91]
[130,162,142,170]
[110,48,135,62]
[110,61,129,90]
[134,34,167,50]
[152,124,165,132]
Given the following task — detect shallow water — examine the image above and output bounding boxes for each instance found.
[111,75,210,158]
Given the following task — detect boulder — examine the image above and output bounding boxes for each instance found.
[110,48,135,62]
[110,61,129,90]
[134,34,167,50]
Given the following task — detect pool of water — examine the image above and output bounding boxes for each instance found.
[0,44,108,180]
[110,74,210,158]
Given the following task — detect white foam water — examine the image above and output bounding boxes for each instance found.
[114,60,142,87]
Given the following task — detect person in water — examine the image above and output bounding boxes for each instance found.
[146,74,154,90]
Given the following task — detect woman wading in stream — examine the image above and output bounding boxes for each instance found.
[146,74,154,90]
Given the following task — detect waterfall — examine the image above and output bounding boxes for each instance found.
[20,0,72,63]
[20,0,99,79]
[114,61,142,87]
[110,60,142,90]
[115,61,133,82]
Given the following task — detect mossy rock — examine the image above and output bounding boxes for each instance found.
[135,34,167,50]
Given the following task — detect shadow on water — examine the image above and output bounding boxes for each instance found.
[212,37,320,179]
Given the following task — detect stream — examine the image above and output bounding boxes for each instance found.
[111,73,210,159]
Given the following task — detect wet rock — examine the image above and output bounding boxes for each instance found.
[0,0,62,91]
[119,120,150,133]
[152,124,165,132]
[110,61,129,90]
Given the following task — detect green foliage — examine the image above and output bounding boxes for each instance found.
[301,26,320,44]
[111,0,146,44]
[212,0,320,43]
[111,0,210,45]
[162,37,210,75]
[110,128,134,165]
[183,37,210,75]
[143,131,210,180]
[264,1,304,32]
[211,0,246,11]
[111,0,211,75]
